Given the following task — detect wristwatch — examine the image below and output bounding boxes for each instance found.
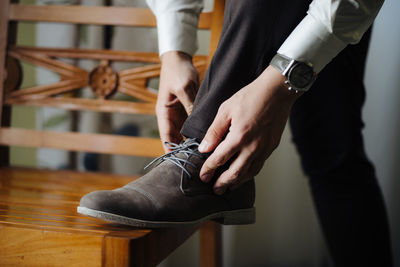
[270,53,316,93]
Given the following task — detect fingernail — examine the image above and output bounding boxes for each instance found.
[198,140,207,152]
[214,187,225,195]
[201,173,212,183]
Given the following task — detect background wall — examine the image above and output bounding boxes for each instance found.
[363,0,400,265]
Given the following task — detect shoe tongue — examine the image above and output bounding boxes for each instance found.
[181,138,213,158]
[178,147,215,196]
[172,139,204,159]
[162,138,215,196]
[182,138,199,148]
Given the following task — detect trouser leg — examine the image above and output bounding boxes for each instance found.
[289,30,393,266]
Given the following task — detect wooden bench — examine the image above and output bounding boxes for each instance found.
[0,1,225,266]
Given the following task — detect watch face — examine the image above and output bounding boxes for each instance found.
[288,62,314,89]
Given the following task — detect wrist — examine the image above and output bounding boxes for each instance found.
[260,65,304,103]
[160,51,192,64]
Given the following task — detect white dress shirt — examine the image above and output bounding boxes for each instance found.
[146,0,384,73]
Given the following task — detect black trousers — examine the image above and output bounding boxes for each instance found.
[181,0,392,266]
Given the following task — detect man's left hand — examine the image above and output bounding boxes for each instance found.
[198,65,302,195]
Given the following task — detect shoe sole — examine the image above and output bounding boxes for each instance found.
[77,206,255,228]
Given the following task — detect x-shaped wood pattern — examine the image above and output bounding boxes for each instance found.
[5,46,208,115]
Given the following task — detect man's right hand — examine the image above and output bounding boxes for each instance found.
[157,51,199,152]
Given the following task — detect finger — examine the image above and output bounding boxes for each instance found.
[229,161,261,191]
[213,148,254,195]
[229,148,271,190]
[198,103,231,153]
[156,106,186,152]
[157,117,183,152]
[174,80,198,115]
[199,132,242,182]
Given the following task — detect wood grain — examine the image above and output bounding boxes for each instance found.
[0,167,200,267]
[0,226,104,266]
[9,4,213,30]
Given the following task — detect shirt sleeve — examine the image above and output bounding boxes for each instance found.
[146,0,204,56]
[277,0,385,73]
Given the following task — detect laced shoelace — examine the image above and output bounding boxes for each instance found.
[144,138,202,179]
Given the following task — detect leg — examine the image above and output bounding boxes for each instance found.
[290,29,393,266]
[181,0,311,140]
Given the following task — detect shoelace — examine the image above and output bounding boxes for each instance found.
[144,138,202,179]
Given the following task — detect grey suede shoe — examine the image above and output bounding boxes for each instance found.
[77,139,255,228]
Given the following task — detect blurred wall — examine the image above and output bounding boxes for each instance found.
[363,0,400,265]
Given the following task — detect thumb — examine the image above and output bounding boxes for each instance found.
[198,105,230,153]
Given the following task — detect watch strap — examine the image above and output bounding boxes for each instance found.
[270,53,294,75]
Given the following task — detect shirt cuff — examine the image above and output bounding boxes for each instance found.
[156,11,200,57]
[277,14,347,73]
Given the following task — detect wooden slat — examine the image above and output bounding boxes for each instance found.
[0,128,163,158]
[118,83,158,103]
[118,63,162,79]
[6,79,87,99]
[9,5,156,27]
[9,4,213,29]
[5,97,157,115]
[11,46,209,63]
[12,46,161,63]
[9,49,86,77]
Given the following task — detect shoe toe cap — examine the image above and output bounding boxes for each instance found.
[79,188,157,220]
[79,190,113,211]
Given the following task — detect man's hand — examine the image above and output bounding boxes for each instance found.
[198,66,303,195]
[157,51,199,152]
